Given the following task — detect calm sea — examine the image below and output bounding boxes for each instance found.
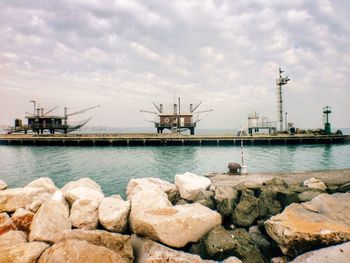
[1,127,349,197]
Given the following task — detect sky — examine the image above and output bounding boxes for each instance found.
[0,0,349,130]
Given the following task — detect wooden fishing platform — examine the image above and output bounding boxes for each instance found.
[0,134,349,146]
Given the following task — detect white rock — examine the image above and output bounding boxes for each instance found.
[129,188,221,248]
[291,241,350,263]
[303,177,327,191]
[70,199,99,230]
[29,199,71,243]
[98,195,130,233]
[126,177,177,199]
[64,187,104,205]
[61,177,102,193]
[0,230,49,263]
[265,193,350,256]
[0,187,47,212]
[131,235,209,263]
[37,239,127,263]
[0,179,7,190]
[55,229,134,262]
[175,172,212,201]
[25,192,51,213]
[223,257,243,263]
[25,177,58,194]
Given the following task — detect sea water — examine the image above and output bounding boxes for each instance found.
[1,143,350,197]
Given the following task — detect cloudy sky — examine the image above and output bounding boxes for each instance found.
[0,0,349,130]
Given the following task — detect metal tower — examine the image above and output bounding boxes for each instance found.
[276,68,290,132]
[323,106,332,135]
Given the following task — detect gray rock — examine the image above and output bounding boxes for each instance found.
[263,178,288,187]
[276,190,299,207]
[298,189,323,202]
[339,182,350,193]
[258,189,281,218]
[291,241,350,263]
[231,192,259,227]
[214,186,238,216]
[194,190,216,209]
[248,226,271,259]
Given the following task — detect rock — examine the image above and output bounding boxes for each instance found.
[131,235,208,263]
[129,188,221,248]
[303,178,327,191]
[29,199,71,243]
[263,178,288,187]
[70,199,99,229]
[189,241,209,259]
[223,257,243,263]
[265,193,350,256]
[271,257,288,263]
[0,187,47,212]
[0,212,16,235]
[258,189,281,218]
[232,191,259,227]
[0,180,7,190]
[290,241,350,263]
[0,230,49,263]
[175,199,188,205]
[25,177,58,194]
[298,189,323,202]
[203,226,265,262]
[276,190,299,208]
[25,192,51,213]
[248,225,271,259]
[61,177,102,193]
[64,187,104,205]
[61,178,104,205]
[339,182,350,193]
[193,190,216,209]
[126,177,178,199]
[175,172,212,201]
[37,239,127,263]
[11,208,34,234]
[214,186,238,216]
[98,195,130,233]
[203,225,239,260]
[55,229,133,262]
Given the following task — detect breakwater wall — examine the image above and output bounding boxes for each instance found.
[0,133,349,146]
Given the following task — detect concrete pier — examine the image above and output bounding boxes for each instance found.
[0,133,349,146]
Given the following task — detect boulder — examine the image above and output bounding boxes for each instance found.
[303,178,327,191]
[61,178,104,205]
[0,212,16,235]
[298,189,323,202]
[11,208,34,234]
[126,177,178,199]
[290,241,350,263]
[0,187,47,212]
[339,182,350,193]
[263,178,288,187]
[129,188,221,248]
[232,191,259,227]
[258,189,281,218]
[61,177,102,193]
[131,235,208,263]
[248,225,271,259]
[193,190,216,209]
[70,199,99,230]
[25,192,51,213]
[25,177,58,194]
[0,180,7,190]
[276,190,299,208]
[223,257,243,263]
[265,193,350,256]
[175,172,212,201]
[214,186,238,216]
[37,239,127,263]
[55,229,133,262]
[98,195,130,233]
[0,230,49,263]
[29,199,71,243]
[203,226,265,262]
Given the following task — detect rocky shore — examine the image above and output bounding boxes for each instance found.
[0,170,350,263]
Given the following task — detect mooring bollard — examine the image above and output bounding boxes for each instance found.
[228,162,241,174]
